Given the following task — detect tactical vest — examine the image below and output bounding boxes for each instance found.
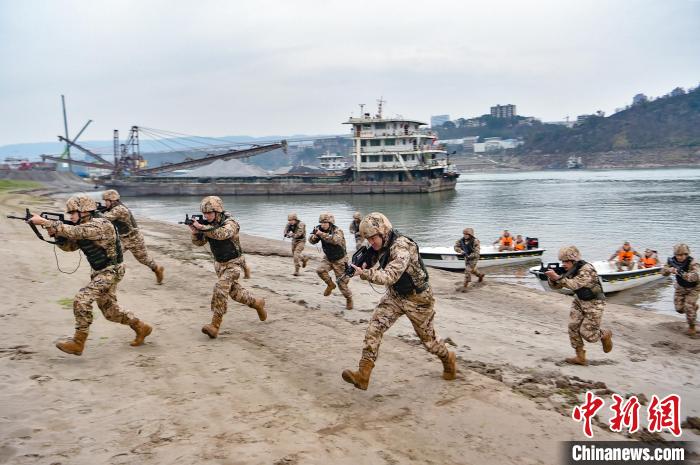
[320,225,346,261]
[206,220,242,262]
[564,260,604,301]
[109,201,138,235]
[379,230,429,297]
[669,256,698,288]
[460,237,474,257]
[77,223,123,271]
[352,220,361,237]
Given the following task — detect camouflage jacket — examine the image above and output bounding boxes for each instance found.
[454,236,480,262]
[349,220,361,239]
[549,262,599,293]
[192,217,241,246]
[309,225,346,247]
[101,203,138,236]
[49,217,121,261]
[359,236,428,290]
[662,258,699,283]
[289,221,307,243]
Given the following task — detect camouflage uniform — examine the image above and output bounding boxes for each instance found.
[454,228,484,286]
[192,216,259,317]
[41,195,151,355]
[548,246,612,364]
[286,213,308,273]
[661,244,699,332]
[308,214,351,301]
[341,212,456,390]
[350,213,363,249]
[102,190,163,283]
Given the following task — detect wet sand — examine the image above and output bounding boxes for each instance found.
[0,189,698,465]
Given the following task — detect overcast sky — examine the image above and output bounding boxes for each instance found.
[1,0,698,146]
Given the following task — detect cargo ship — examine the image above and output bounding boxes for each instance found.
[44,102,459,195]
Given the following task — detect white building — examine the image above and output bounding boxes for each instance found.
[473,138,522,153]
[317,151,348,171]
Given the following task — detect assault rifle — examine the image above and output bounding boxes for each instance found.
[6,208,73,243]
[340,245,376,282]
[666,257,685,274]
[178,214,209,226]
[95,202,109,213]
[283,223,293,239]
[535,262,567,281]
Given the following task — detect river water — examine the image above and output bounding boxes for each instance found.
[123,168,700,316]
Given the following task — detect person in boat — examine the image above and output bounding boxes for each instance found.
[349,211,363,249]
[101,189,165,284]
[493,230,515,251]
[640,249,659,268]
[189,196,267,339]
[544,245,613,366]
[453,227,484,291]
[309,212,353,310]
[342,212,456,390]
[284,212,309,276]
[28,195,153,355]
[661,243,698,337]
[608,241,641,271]
[514,235,526,251]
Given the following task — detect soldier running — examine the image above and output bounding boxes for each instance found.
[28,195,152,355]
[309,212,353,310]
[454,227,484,291]
[342,212,456,390]
[349,211,363,249]
[545,246,613,365]
[662,243,698,336]
[101,189,164,284]
[189,196,267,338]
[284,212,309,275]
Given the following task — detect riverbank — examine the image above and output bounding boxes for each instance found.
[1,188,699,464]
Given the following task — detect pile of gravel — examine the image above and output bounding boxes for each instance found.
[178,159,269,177]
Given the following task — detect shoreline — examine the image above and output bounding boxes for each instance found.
[1,187,699,464]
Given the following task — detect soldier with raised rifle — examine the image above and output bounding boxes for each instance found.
[309,212,353,310]
[284,212,309,276]
[662,243,699,336]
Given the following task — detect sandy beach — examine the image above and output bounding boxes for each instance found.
[1,188,698,465]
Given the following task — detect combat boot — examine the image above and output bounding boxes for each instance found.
[600,329,613,353]
[688,324,696,337]
[129,319,152,347]
[202,313,223,339]
[294,265,300,276]
[56,330,88,356]
[565,347,587,366]
[342,359,374,390]
[477,273,485,283]
[345,296,353,310]
[251,297,267,321]
[323,280,336,296]
[302,257,308,268]
[154,265,165,284]
[441,351,457,380]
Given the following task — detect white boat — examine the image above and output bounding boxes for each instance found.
[420,245,546,270]
[529,260,665,295]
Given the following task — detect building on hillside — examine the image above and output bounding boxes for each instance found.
[576,114,594,125]
[463,136,479,152]
[490,104,516,119]
[430,114,450,128]
[473,137,522,153]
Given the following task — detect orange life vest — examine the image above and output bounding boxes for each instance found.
[618,249,634,261]
[641,256,657,268]
[500,236,513,247]
[514,242,525,251]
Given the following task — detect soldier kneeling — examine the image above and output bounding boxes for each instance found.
[188,196,266,338]
[29,195,152,355]
[545,246,613,366]
[342,212,456,390]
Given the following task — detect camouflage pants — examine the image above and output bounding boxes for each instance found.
[292,240,306,268]
[317,257,351,298]
[212,258,257,317]
[568,298,605,349]
[361,288,449,363]
[463,258,483,283]
[122,231,158,271]
[616,259,634,271]
[673,285,699,326]
[73,263,135,332]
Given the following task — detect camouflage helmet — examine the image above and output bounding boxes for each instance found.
[360,212,393,241]
[288,212,298,222]
[102,189,120,201]
[673,243,691,255]
[558,245,581,262]
[318,212,335,224]
[65,195,97,213]
[353,211,362,220]
[200,196,224,213]
[463,227,474,237]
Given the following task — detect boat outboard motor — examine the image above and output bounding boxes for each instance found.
[526,237,539,250]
